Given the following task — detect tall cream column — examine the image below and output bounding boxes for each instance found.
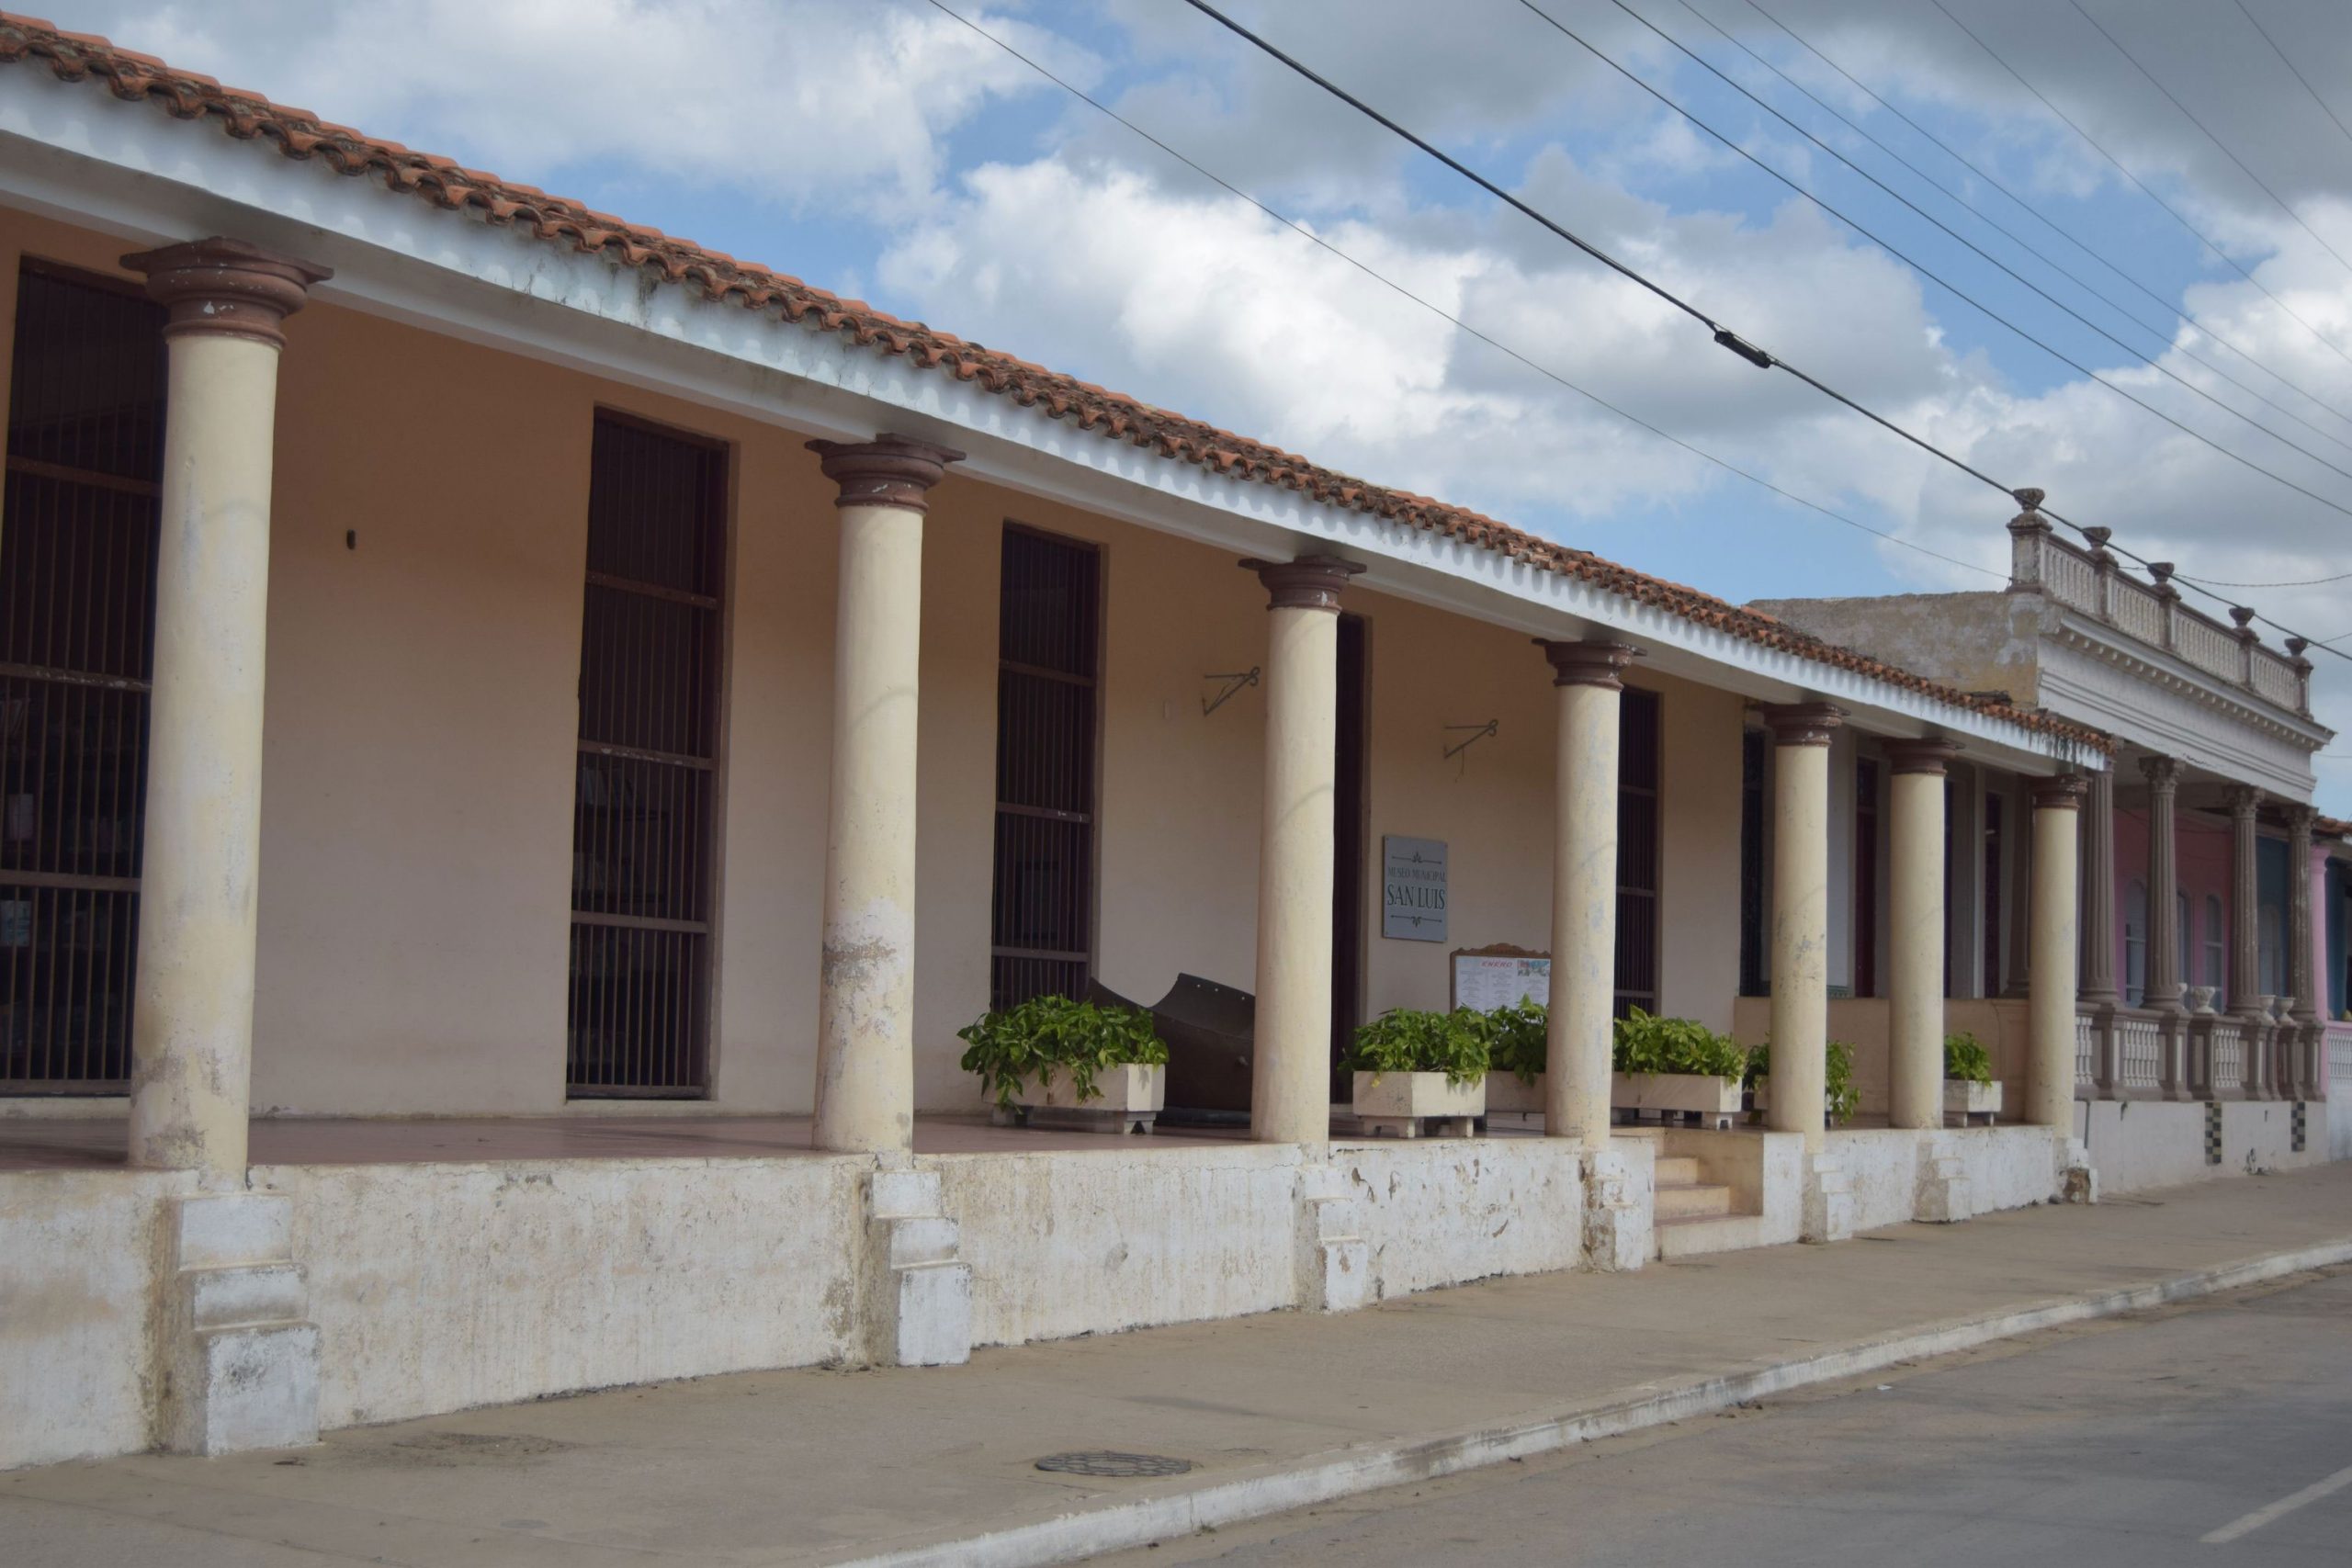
[807,435,964,1155]
[1244,556,1363,1147]
[2026,774,2088,1131]
[1760,704,1844,1153]
[1537,639,1642,1145]
[1885,739,1961,1131]
[120,239,329,1181]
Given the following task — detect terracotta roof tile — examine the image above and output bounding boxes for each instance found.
[0,11,2112,756]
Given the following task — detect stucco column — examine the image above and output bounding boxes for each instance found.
[1761,704,1844,1153]
[1245,556,1363,1147]
[119,239,328,1181]
[806,434,965,1156]
[2225,785,2264,1021]
[1886,740,1960,1131]
[1537,639,1642,1145]
[2027,774,2088,1131]
[2078,768,2119,1009]
[2286,804,2317,1100]
[2142,756,2183,1010]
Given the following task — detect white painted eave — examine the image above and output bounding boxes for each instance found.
[0,71,2099,775]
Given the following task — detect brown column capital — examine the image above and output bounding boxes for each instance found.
[2282,802,2318,836]
[119,236,332,348]
[2138,753,2183,795]
[1758,702,1846,747]
[1240,554,1363,612]
[2030,773,2089,812]
[1534,638,1643,689]
[805,434,966,513]
[1883,739,1963,776]
[2222,784,2265,820]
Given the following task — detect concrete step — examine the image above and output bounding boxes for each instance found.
[1654,1181,1733,1221]
[1653,1155,1702,1187]
[1654,1211,1770,1260]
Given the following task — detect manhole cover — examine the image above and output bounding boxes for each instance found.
[1034,1450,1194,1478]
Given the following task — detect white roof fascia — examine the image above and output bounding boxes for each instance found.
[0,76,2097,775]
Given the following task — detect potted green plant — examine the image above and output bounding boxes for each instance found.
[1610,1008,1747,1126]
[1746,1040,1860,1127]
[956,995,1169,1134]
[1942,1032,2001,1124]
[1481,998,1548,1114]
[1345,1007,1489,1137]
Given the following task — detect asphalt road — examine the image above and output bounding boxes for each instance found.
[1094,1267,2352,1566]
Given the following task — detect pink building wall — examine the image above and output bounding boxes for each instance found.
[2111,807,2236,1002]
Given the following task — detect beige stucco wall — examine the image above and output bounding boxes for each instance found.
[1,209,1748,1118]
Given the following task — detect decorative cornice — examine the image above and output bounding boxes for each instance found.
[1758,701,1847,748]
[1883,739,1963,776]
[1535,638,1644,690]
[2030,773,2089,811]
[804,434,965,513]
[2046,620,2327,746]
[119,235,330,347]
[1241,555,1364,613]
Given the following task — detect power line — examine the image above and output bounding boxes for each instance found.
[1744,0,2352,439]
[1683,0,2352,456]
[1924,0,2352,374]
[910,0,2001,582]
[2173,568,2352,589]
[1542,0,2352,505]
[2232,0,2352,163]
[1172,0,2352,666]
[2066,0,2352,282]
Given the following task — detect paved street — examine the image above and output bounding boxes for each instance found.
[1098,1267,2352,1566]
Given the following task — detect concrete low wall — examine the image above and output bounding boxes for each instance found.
[1339,1138,1598,1300]
[1825,1126,2063,1234]
[2077,1100,2327,1195]
[2333,1095,2352,1162]
[0,1169,189,1469]
[257,1156,867,1430]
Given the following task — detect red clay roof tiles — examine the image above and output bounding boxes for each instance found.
[0,11,2110,754]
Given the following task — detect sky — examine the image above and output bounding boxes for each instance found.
[57,0,2352,809]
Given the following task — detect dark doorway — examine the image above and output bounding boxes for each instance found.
[1983,791,2005,997]
[1614,686,1662,1017]
[989,525,1102,1009]
[0,262,167,1093]
[1737,726,1767,997]
[565,412,728,1097]
[1329,612,1368,1099]
[1853,758,1880,998]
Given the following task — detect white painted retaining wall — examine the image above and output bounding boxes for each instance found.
[2076,1100,2326,1194]
[1822,1127,2064,1235]
[1340,1138,1598,1299]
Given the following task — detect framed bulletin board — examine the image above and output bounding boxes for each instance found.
[1450,942,1551,1012]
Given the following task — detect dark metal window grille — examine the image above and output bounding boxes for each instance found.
[565,413,726,1095]
[989,525,1100,1009]
[1737,727,1766,996]
[0,263,165,1093]
[1614,687,1661,1019]
[1853,758,1880,998]
[1983,792,2005,998]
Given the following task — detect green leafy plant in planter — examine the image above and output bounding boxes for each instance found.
[1486,998,1549,1085]
[956,995,1167,1111]
[1344,1008,1491,1087]
[1943,1032,1995,1086]
[1611,1008,1747,1082]
[1744,1040,1860,1125]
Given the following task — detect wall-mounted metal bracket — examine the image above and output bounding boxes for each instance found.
[1442,720,1498,761]
[1202,667,1261,716]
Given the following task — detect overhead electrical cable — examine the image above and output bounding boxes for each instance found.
[2232,0,2352,162]
[911,0,2001,581]
[1534,0,2352,500]
[1925,0,2352,373]
[2065,0,2352,282]
[1171,0,2352,664]
[1744,0,2352,435]
[1671,0,2352,457]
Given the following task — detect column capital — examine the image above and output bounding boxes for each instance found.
[2282,801,2318,836]
[805,434,966,513]
[1534,638,1643,689]
[1240,554,1363,612]
[120,236,331,348]
[1883,739,1963,776]
[1758,702,1846,747]
[2222,783,2265,819]
[2138,753,2183,793]
[2030,773,2089,811]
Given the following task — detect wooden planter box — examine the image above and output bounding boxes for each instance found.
[1352,1070,1486,1138]
[1613,1071,1743,1130]
[1485,1072,1544,1115]
[1005,1063,1164,1134]
[1944,1079,2001,1126]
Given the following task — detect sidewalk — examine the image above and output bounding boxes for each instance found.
[9,1163,2352,1568]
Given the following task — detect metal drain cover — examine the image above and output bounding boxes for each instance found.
[1034,1450,1195,1478]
